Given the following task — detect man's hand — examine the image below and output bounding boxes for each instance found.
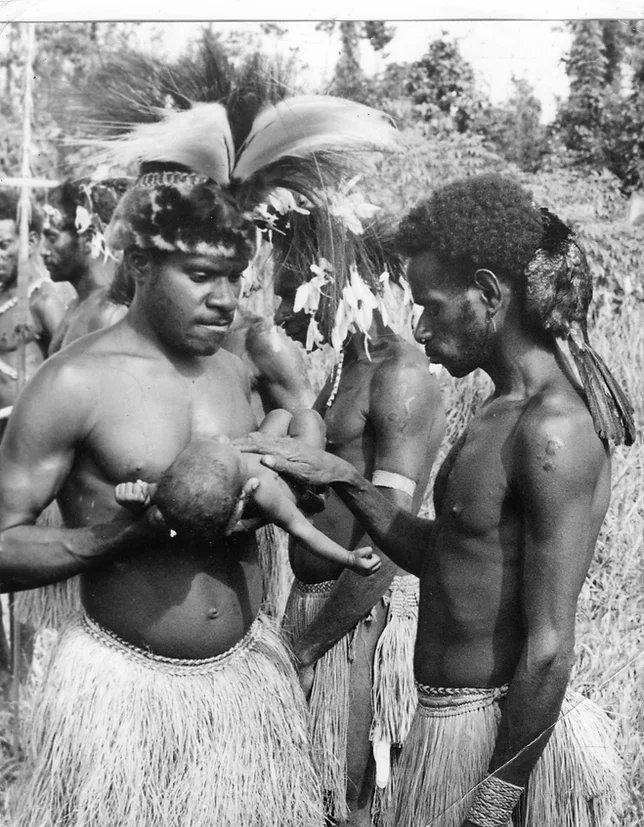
[142,504,169,536]
[232,433,346,487]
[298,662,315,699]
[223,477,260,535]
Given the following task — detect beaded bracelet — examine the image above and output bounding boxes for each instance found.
[466,775,524,827]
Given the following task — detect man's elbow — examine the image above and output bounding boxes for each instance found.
[524,628,576,677]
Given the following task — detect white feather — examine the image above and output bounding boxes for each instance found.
[232,95,400,183]
[105,103,234,184]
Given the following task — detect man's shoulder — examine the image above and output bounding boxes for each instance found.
[513,386,608,479]
[370,337,437,394]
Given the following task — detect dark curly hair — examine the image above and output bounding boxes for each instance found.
[48,178,130,233]
[396,174,545,285]
[0,188,43,234]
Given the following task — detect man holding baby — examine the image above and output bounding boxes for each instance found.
[0,95,403,826]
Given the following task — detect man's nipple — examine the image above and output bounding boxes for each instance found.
[206,607,220,620]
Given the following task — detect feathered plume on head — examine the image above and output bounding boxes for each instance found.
[268,186,406,352]
[523,207,635,446]
[76,33,400,264]
[98,95,399,261]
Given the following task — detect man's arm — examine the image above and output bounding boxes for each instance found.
[294,357,444,668]
[245,318,315,413]
[467,406,609,819]
[30,282,67,352]
[0,358,157,591]
[234,434,435,572]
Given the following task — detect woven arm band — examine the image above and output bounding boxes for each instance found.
[371,470,416,498]
[466,775,524,827]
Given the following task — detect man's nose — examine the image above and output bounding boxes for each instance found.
[413,316,432,344]
[205,281,238,312]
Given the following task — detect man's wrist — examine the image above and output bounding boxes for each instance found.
[333,458,364,488]
[466,775,524,826]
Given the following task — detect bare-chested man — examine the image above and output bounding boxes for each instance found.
[0,190,66,690]
[0,93,400,826]
[0,190,65,414]
[43,178,129,354]
[236,174,631,827]
[272,210,444,825]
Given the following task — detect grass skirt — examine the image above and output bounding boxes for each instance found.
[284,574,418,822]
[257,523,293,623]
[383,684,622,827]
[11,613,324,827]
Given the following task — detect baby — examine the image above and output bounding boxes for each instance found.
[115,409,380,577]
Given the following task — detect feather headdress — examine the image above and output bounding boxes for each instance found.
[90,94,400,261]
[268,188,406,352]
[524,208,635,446]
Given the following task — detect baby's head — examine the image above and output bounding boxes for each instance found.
[154,439,245,538]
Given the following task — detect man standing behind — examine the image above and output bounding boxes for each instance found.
[273,209,445,825]
[0,189,65,413]
[237,174,632,827]
[43,178,129,353]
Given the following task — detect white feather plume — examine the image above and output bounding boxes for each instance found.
[232,95,400,183]
[104,103,234,184]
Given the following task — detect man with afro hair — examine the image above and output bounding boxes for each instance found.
[235,172,631,826]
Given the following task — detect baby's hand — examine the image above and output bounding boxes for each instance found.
[115,479,152,513]
[347,546,381,576]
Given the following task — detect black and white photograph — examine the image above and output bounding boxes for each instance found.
[0,2,642,824]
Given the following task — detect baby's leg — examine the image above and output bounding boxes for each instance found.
[258,408,293,437]
[288,409,325,450]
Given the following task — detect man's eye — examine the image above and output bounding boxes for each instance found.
[229,272,243,283]
[188,272,209,282]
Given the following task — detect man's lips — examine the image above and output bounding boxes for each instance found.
[195,317,234,329]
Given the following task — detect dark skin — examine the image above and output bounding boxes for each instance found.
[222,307,315,421]
[236,250,611,824]
[0,248,284,661]
[43,224,127,354]
[273,274,444,826]
[0,219,66,408]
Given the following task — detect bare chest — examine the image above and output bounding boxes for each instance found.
[321,362,373,461]
[80,366,256,484]
[435,411,519,538]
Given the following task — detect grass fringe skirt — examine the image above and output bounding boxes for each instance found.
[285,575,418,823]
[11,613,324,827]
[257,523,293,623]
[383,684,622,827]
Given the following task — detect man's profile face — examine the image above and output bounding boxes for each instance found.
[407,250,489,378]
[0,219,20,289]
[141,250,246,357]
[42,223,86,284]
[273,267,310,346]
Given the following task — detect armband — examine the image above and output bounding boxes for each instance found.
[466,775,524,827]
[371,470,416,498]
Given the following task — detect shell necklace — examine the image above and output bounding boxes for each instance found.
[326,350,345,408]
